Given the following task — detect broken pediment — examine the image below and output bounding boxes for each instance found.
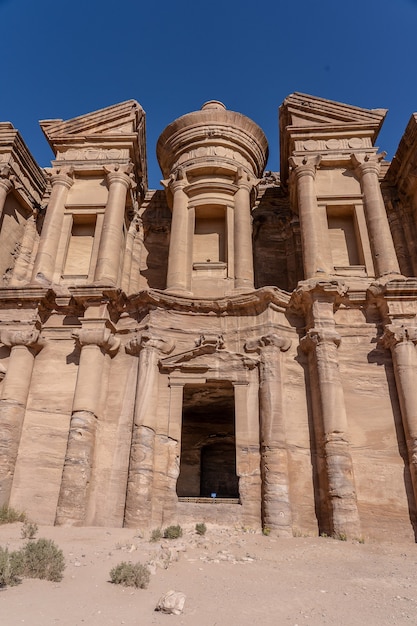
[39,101,147,186]
[159,335,258,376]
[279,93,387,184]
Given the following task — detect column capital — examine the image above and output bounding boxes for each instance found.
[245,333,291,354]
[289,154,321,179]
[235,167,259,191]
[381,323,417,349]
[301,327,341,352]
[1,325,44,352]
[162,166,189,194]
[48,166,75,189]
[350,152,385,177]
[72,321,120,356]
[104,163,135,190]
[0,164,14,193]
[125,331,174,356]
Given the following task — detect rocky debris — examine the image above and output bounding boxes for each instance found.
[155,590,186,615]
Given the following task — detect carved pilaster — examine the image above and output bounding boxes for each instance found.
[301,325,361,538]
[289,155,332,278]
[55,321,119,526]
[124,332,174,529]
[351,153,401,278]
[234,168,258,292]
[94,164,134,286]
[0,165,14,217]
[31,167,74,284]
[381,323,417,509]
[165,169,191,294]
[0,325,44,506]
[245,334,292,535]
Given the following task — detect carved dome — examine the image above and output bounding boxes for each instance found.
[156,101,269,180]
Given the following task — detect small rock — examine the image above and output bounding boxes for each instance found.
[155,590,186,615]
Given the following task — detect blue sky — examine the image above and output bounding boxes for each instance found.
[1,0,417,187]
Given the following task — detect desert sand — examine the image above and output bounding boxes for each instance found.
[1,522,416,625]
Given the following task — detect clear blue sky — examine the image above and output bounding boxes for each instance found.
[1,0,417,188]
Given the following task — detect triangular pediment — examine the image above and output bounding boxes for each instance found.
[40,100,144,145]
[281,92,387,131]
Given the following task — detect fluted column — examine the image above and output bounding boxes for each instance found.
[124,333,173,528]
[382,323,417,507]
[0,165,13,218]
[166,170,190,293]
[31,167,74,283]
[302,327,361,538]
[55,321,119,525]
[234,168,255,291]
[0,326,44,505]
[351,153,401,278]
[245,334,292,535]
[289,155,331,279]
[94,165,133,285]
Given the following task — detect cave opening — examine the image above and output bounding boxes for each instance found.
[176,381,239,499]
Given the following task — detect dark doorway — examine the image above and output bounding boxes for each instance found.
[176,381,238,498]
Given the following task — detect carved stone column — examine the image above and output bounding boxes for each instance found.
[31,167,74,283]
[381,323,417,507]
[55,321,119,525]
[9,209,39,286]
[124,333,173,528]
[289,155,331,279]
[234,168,255,291]
[351,154,401,278]
[0,326,44,505]
[166,171,190,293]
[245,334,292,535]
[94,165,133,285]
[302,327,361,537]
[0,165,13,217]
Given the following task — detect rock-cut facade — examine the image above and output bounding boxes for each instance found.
[1,94,417,540]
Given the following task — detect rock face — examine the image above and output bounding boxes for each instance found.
[1,94,417,540]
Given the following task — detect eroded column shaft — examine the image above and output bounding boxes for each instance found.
[31,169,73,283]
[166,180,190,292]
[0,331,40,505]
[234,176,254,291]
[94,168,131,285]
[310,330,360,537]
[352,155,400,278]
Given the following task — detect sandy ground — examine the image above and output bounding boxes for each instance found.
[1,522,417,626]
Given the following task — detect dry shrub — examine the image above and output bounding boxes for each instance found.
[163,525,183,539]
[0,546,24,587]
[110,561,150,589]
[0,505,26,525]
[21,538,65,582]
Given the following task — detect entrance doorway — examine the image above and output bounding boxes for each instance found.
[176,381,238,499]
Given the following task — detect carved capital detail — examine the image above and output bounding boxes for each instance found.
[1,326,44,352]
[104,163,135,190]
[48,166,74,189]
[350,152,385,177]
[126,331,174,356]
[245,333,291,354]
[381,323,417,350]
[301,328,341,352]
[0,164,14,193]
[289,154,321,179]
[72,324,120,356]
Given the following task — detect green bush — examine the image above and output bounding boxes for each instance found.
[0,546,24,587]
[163,525,183,539]
[21,538,65,582]
[110,561,150,589]
[195,522,207,536]
[150,528,162,542]
[0,505,26,525]
[21,520,38,540]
